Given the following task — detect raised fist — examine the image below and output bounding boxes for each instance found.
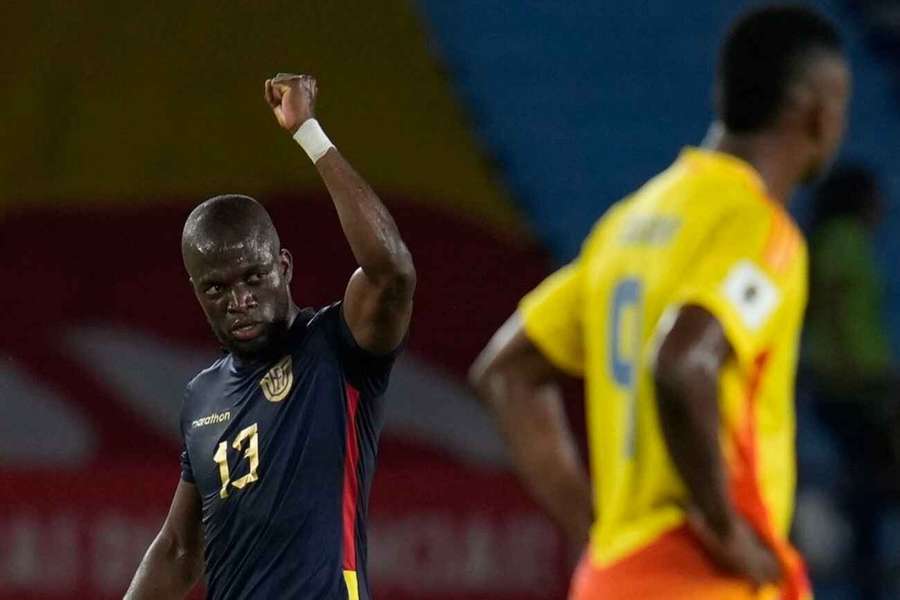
[265,73,317,133]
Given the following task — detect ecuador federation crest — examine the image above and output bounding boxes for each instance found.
[260,355,293,402]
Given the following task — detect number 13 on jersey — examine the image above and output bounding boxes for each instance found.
[608,278,643,457]
[213,423,261,499]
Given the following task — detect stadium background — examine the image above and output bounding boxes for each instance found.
[2,2,898,599]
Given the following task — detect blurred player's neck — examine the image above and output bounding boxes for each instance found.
[702,122,806,206]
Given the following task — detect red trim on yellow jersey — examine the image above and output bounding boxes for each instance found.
[569,525,779,599]
[762,209,800,275]
[727,351,811,600]
[569,351,811,600]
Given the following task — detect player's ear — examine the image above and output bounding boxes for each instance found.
[280,249,293,284]
[809,94,829,149]
[790,81,825,147]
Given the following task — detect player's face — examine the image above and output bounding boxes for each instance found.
[188,238,293,360]
[806,55,851,180]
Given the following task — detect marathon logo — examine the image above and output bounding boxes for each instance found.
[192,411,231,429]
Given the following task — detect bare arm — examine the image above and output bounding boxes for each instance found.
[124,480,204,599]
[470,313,592,545]
[316,149,415,354]
[266,74,415,355]
[653,305,780,586]
[653,305,735,535]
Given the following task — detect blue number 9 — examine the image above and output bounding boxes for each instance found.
[608,278,643,457]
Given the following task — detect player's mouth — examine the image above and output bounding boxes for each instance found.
[230,321,265,341]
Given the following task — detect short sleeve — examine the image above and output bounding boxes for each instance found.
[333,304,401,397]
[520,260,585,376]
[668,205,797,367]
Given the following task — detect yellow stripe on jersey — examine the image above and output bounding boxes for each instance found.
[343,570,359,600]
[520,148,809,593]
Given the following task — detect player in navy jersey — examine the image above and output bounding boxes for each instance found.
[125,73,415,600]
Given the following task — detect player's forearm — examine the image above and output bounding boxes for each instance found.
[267,75,413,289]
[654,363,736,537]
[474,372,592,544]
[313,148,415,288]
[124,531,202,600]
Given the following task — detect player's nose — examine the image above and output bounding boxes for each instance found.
[227,286,258,313]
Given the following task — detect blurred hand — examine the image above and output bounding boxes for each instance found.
[687,509,783,589]
[265,73,317,133]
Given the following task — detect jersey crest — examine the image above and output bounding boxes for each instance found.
[260,355,293,402]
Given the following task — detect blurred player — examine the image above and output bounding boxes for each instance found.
[124,73,415,599]
[470,6,848,600]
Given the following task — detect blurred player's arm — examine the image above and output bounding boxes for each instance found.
[124,481,203,600]
[470,314,592,545]
[265,74,415,355]
[652,305,780,587]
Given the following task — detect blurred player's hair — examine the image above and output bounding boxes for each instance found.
[717,4,842,133]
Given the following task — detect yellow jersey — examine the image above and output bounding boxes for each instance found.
[521,149,810,598]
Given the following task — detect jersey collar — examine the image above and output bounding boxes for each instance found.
[679,147,768,198]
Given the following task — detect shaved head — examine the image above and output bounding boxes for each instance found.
[182,194,297,361]
[182,194,280,271]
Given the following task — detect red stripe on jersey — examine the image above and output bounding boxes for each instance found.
[342,383,361,571]
[728,350,811,600]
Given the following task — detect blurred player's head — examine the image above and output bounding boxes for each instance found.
[716,4,848,180]
[181,195,296,360]
[812,162,884,230]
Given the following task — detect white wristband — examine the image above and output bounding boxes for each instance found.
[293,119,335,163]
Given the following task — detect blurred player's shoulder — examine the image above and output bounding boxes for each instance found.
[637,149,769,215]
[579,149,761,250]
[577,195,635,257]
[575,148,804,289]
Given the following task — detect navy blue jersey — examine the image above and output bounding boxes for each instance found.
[180,303,396,600]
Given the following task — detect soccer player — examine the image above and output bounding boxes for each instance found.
[124,74,415,599]
[470,6,849,600]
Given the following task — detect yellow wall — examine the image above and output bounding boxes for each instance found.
[3,1,523,233]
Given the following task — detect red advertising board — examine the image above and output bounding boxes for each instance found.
[0,463,570,600]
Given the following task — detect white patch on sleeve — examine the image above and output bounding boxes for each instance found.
[720,260,780,331]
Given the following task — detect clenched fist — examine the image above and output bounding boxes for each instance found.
[265,73,318,134]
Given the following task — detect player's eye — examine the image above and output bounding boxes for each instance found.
[247,271,268,284]
[204,284,224,297]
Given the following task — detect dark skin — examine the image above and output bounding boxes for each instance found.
[123,481,204,599]
[182,208,299,364]
[469,314,593,547]
[125,74,415,600]
[470,52,850,589]
[265,74,415,356]
[653,306,780,587]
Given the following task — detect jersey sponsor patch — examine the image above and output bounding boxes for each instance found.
[192,410,231,429]
[721,260,780,331]
[260,355,293,402]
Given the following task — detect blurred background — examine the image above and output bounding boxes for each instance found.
[2,1,899,599]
